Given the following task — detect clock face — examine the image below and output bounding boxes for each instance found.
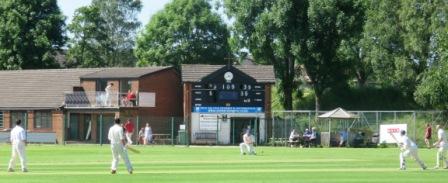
[224,71,233,81]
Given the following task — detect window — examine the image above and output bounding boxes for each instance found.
[11,111,26,127]
[120,80,132,93]
[34,111,52,129]
[0,111,3,128]
[96,79,108,92]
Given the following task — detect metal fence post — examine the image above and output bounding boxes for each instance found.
[283,112,287,147]
[136,115,139,144]
[255,117,258,146]
[232,119,235,145]
[171,117,174,146]
[272,113,275,146]
[413,112,416,140]
[216,115,219,145]
[63,111,67,145]
[99,113,103,146]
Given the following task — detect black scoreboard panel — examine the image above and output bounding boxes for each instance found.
[191,82,265,109]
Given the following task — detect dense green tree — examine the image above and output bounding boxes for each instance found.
[414,0,448,109]
[361,0,445,94]
[225,0,364,111]
[0,0,65,69]
[67,0,141,67]
[67,6,107,67]
[135,0,231,68]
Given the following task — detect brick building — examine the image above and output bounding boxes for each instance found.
[0,67,182,144]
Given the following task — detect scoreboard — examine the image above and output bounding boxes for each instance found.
[191,69,265,113]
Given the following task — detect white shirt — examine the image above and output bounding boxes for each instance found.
[108,124,124,144]
[401,135,417,149]
[144,127,152,137]
[10,125,26,143]
[438,129,447,147]
[289,131,297,140]
[243,134,253,144]
[105,85,112,95]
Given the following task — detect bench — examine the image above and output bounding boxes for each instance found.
[0,132,56,144]
[288,140,300,147]
[269,137,288,146]
[152,134,172,144]
[194,132,216,144]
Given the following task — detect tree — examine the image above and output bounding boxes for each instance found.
[414,0,448,109]
[0,0,65,70]
[225,0,364,111]
[135,0,231,68]
[67,0,141,67]
[67,6,107,67]
[361,0,445,96]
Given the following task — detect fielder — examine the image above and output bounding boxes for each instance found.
[123,119,134,144]
[8,120,28,172]
[433,124,448,169]
[108,118,133,174]
[393,130,426,170]
[239,131,256,155]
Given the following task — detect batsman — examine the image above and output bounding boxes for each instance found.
[390,130,426,170]
[108,118,133,174]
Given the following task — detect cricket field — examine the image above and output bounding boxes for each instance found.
[0,144,447,183]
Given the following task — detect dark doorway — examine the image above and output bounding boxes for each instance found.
[97,114,115,143]
[68,114,80,140]
[230,117,259,145]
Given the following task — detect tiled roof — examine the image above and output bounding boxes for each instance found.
[80,66,172,79]
[0,67,174,109]
[181,64,276,83]
[0,68,101,109]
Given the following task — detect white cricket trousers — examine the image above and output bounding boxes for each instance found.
[400,148,425,169]
[239,143,256,155]
[8,141,27,171]
[436,145,448,168]
[125,132,133,144]
[110,143,133,172]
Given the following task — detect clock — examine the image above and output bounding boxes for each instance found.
[224,71,233,82]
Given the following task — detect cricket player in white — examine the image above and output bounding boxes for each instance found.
[108,118,133,174]
[239,131,256,155]
[397,130,426,170]
[433,125,448,169]
[8,120,28,172]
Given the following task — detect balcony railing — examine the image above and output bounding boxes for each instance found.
[64,91,155,108]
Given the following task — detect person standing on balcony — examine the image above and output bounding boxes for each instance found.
[105,83,114,106]
[8,120,28,172]
[127,90,137,107]
[124,119,135,144]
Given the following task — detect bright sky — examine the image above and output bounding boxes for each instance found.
[58,0,172,27]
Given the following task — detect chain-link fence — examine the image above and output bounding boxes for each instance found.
[61,110,446,147]
[271,110,447,147]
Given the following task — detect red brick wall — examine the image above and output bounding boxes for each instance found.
[265,84,272,137]
[81,80,96,91]
[138,69,182,117]
[183,83,192,122]
[52,111,64,143]
[2,111,11,129]
[27,111,34,131]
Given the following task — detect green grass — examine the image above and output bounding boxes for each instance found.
[0,144,448,183]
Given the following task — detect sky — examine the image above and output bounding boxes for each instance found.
[58,0,172,27]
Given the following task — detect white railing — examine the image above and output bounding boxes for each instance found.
[64,91,141,108]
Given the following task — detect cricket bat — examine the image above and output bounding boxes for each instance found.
[126,145,141,154]
[389,132,403,150]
